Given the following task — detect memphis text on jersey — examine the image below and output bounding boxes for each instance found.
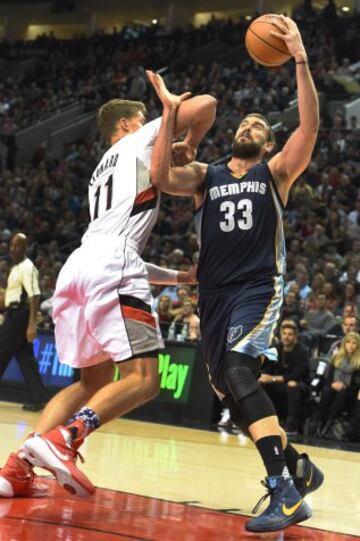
[209,180,267,201]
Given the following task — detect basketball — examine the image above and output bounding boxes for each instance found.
[245,14,291,67]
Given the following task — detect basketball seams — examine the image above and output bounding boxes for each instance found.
[245,33,277,67]
[246,42,280,67]
[248,26,291,56]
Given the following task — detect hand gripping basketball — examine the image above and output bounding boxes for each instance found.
[245,14,306,67]
[269,15,307,62]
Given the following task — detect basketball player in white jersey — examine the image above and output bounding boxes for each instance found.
[0,72,216,498]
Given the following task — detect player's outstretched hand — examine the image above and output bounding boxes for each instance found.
[146,70,192,110]
[171,142,197,166]
[269,15,307,62]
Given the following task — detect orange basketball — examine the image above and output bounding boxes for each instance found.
[245,14,291,67]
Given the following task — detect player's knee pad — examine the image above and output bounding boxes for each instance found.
[223,352,276,426]
[224,351,261,403]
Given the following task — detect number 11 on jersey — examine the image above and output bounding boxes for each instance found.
[92,175,113,220]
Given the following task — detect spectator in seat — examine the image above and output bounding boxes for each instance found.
[171,285,191,315]
[324,313,359,357]
[169,298,200,341]
[259,320,310,434]
[314,332,360,437]
[302,293,337,334]
[322,261,339,290]
[282,290,304,325]
[157,294,173,324]
[339,282,360,315]
[323,281,339,313]
[305,272,326,311]
[157,294,174,339]
[347,198,360,226]
[285,269,312,301]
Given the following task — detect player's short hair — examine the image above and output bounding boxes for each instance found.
[97,99,147,143]
[244,112,275,144]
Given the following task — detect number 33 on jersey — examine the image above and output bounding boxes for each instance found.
[194,162,286,290]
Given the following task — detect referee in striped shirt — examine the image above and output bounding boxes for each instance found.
[0,233,48,411]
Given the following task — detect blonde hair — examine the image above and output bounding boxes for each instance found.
[332,331,360,370]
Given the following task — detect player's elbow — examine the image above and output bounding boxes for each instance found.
[203,94,217,109]
[201,94,217,117]
[192,94,217,119]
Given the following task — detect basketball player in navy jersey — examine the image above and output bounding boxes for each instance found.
[148,16,323,533]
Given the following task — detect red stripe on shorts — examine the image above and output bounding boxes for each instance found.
[122,305,157,328]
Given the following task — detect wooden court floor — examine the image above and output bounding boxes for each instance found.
[0,401,359,540]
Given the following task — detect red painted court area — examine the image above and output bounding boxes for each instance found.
[0,479,357,541]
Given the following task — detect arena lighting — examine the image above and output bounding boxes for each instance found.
[152,18,158,24]
[341,6,350,12]
[245,15,252,20]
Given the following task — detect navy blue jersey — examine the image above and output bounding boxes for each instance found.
[195,161,286,290]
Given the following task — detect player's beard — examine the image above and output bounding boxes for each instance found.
[232,139,263,160]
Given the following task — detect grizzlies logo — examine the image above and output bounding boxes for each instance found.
[269,478,277,489]
[227,325,243,344]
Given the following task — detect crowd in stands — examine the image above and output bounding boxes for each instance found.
[0,1,359,137]
[0,1,359,441]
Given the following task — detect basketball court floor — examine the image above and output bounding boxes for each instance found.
[0,400,359,540]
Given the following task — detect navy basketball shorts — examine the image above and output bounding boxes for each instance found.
[198,275,284,397]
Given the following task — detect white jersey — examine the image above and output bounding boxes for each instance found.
[82,117,162,254]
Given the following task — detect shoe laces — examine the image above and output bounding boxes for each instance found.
[252,480,275,514]
[66,445,85,464]
[60,429,85,464]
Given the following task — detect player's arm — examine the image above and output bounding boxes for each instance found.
[145,263,197,285]
[146,70,211,195]
[146,70,216,156]
[268,16,319,201]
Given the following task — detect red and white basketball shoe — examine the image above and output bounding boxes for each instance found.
[0,452,48,498]
[22,427,95,498]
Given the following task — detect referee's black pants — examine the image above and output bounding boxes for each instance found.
[0,306,49,404]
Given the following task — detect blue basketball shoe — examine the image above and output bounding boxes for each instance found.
[294,453,324,497]
[245,476,312,533]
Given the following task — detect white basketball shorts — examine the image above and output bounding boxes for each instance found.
[52,238,164,368]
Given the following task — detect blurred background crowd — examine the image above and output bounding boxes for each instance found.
[0,0,360,441]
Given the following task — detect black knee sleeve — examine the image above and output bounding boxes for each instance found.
[224,351,261,401]
[224,351,276,425]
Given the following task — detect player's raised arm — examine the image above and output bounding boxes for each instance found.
[268,16,319,199]
[146,70,213,195]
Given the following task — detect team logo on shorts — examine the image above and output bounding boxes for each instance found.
[227,325,243,344]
